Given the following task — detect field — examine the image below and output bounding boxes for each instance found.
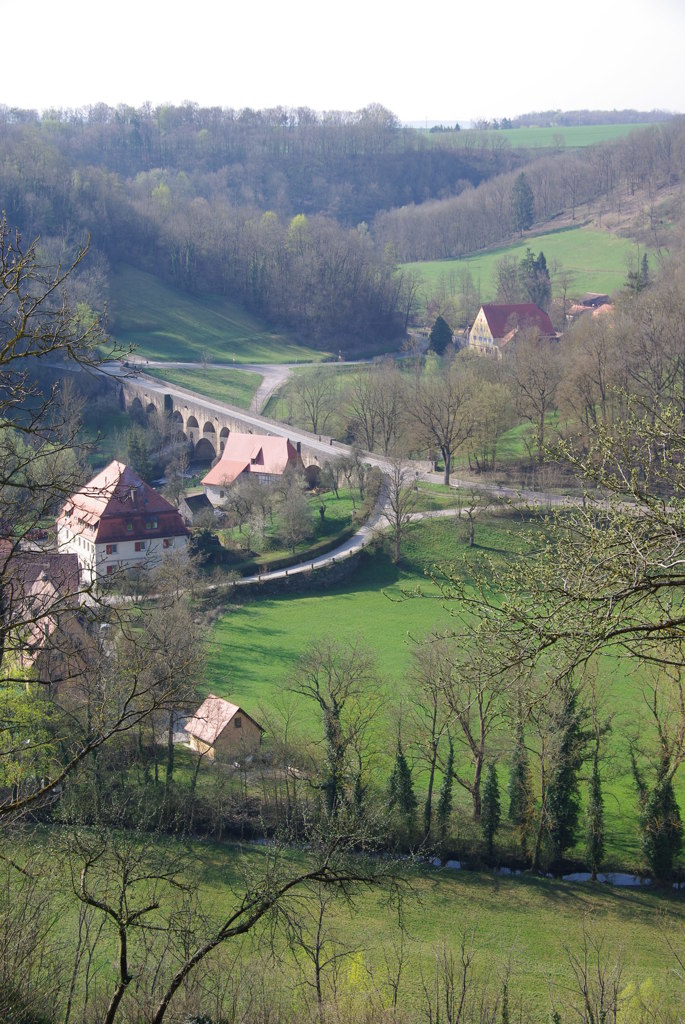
[145,365,263,409]
[109,265,327,363]
[402,225,647,302]
[187,840,685,1017]
[429,123,659,151]
[205,513,685,871]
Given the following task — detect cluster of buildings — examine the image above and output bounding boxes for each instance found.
[5,294,612,759]
[466,296,611,357]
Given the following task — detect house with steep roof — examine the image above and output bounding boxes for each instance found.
[57,461,189,586]
[468,303,556,357]
[184,694,263,759]
[201,433,303,506]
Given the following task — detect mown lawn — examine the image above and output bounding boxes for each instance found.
[402,225,647,302]
[109,264,327,363]
[204,512,685,872]
[423,123,659,151]
[184,840,685,1018]
[145,366,263,409]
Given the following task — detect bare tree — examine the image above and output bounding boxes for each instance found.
[290,637,382,815]
[410,360,473,485]
[384,457,419,564]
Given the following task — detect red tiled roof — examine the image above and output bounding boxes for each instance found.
[202,434,301,489]
[184,694,263,745]
[480,304,556,340]
[58,461,189,544]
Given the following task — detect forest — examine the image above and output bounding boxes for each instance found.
[2,103,683,348]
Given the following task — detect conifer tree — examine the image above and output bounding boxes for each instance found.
[508,721,534,857]
[428,314,453,356]
[586,749,605,880]
[436,737,454,844]
[481,762,501,859]
[388,738,417,828]
[511,173,534,234]
[632,753,683,883]
[546,683,587,863]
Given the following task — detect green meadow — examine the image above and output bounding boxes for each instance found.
[402,225,646,302]
[109,265,326,363]
[145,365,263,409]
[183,840,685,1017]
[205,514,684,871]
[452,123,657,150]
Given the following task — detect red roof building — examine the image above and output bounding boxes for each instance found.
[469,303,556,356]
[57,461,189,586]
[202,433,303,505]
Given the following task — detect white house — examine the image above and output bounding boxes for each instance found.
[468,303,556,357]
[57,461,189,586]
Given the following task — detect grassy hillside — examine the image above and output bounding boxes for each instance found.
[109,265,328,363]
[145,366,263,409]
[189,841,685,1017]
[449,123,658,150]
[205,515,685,871]
[402,225,646,302]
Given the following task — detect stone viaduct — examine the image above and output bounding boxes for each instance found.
[117,370,328,466]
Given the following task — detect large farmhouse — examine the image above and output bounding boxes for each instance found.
[57,461,189,585]
[468,303,556,357]
[184,694,263,760]
[201,433,303,506]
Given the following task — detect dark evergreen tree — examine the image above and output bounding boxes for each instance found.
[508,720,534,857]
[632,754,683,883]
[586,749,605,880]
[546,684,588,863]
[481,762,501,859]
[428,314,453,355]
[436,737,454,843]
[518,248,551,309]
[388,738,417,826]
[511,173,534,234]
[126,427,152,481]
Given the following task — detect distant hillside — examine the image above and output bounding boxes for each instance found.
[110,266,326,363]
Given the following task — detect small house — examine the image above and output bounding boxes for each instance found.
[178,492,214,527]
[184,694,263,760]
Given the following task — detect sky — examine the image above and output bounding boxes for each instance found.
[3,0,684,123]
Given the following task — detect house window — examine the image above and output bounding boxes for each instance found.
[126,522,133,532]
[135,541,145,552]
[163,538,171,549]
[145,518,158,530]
[106,543,117,555]
[234,717,242,729]
[106,565,114,575]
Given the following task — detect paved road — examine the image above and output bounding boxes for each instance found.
[105,359,588,587]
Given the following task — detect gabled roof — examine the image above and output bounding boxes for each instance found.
[58,462,189,543]
[479,304,556,340]
[184,694,263,746]
[202,434,301,489]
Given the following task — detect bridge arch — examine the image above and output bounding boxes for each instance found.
[186,415,199,443]
[219,426,229,452]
